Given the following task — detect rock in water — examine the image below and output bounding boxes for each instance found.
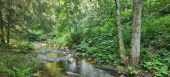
[120,75,126,77]
[66,71,80,76]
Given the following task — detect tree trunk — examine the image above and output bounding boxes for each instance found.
[6,6,12,45]
[0,11,5,44]
[131,0,143,66]
[6,24,10,44]
[0,25,5,44]
[115,0,126,65]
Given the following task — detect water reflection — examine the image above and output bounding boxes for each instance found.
[66,57,77,72]
[35,57,115,77]
[34,61,66,77]
[80,59,113,77]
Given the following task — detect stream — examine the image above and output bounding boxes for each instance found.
[33,43,119,77]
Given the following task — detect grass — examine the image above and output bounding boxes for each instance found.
[0,46,39,77]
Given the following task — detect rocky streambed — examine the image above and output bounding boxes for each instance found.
[33,47,119,77]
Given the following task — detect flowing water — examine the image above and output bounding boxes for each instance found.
[33,46,119,77]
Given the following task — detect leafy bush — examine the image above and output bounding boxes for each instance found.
[140,48,170,77]
[73,24,121,64]
[143,60,168,77]
[128,66,140,75]
[0,53,39,77]
[142,14,170,50]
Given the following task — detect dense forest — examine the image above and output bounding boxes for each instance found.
[0,0,170,77]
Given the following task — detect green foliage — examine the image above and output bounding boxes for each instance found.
[13,67,32,77]
[128,66,139,75]
[121,9,132,23]
[75,41,91,53]
[116,65,126,74]
[142,14,170,49]
[10,40,35,53]
[73,25,120,64]
[0,67,15,77]
[140,49,170,76]
[0,53,39,77]
[0,67,32,77]
[142,60,168,77]
[0,0,170,76]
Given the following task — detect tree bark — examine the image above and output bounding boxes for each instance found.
[6,24,10,44]
[6,2,12,45]
[0,25,5,44]
[115,0,126,65]
[131,0,143,66]
[0,5,6,44]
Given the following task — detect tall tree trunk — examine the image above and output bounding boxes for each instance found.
[6,0,15,45]
[131,0,143,66]
[0,25,5,44]
[0,8,5,44]
[6,24,10,44]
[115,0,126,64]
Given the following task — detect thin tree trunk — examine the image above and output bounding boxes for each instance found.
[0,0,5,44]
[6,0,15,45]
[6,24,10,44]
[115,0,126,65]
[0,25,5,44]
[131,0,143,66]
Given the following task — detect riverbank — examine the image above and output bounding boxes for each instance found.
[1,43,170,77]
[0,44,118,77]
[0,46,39,77]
